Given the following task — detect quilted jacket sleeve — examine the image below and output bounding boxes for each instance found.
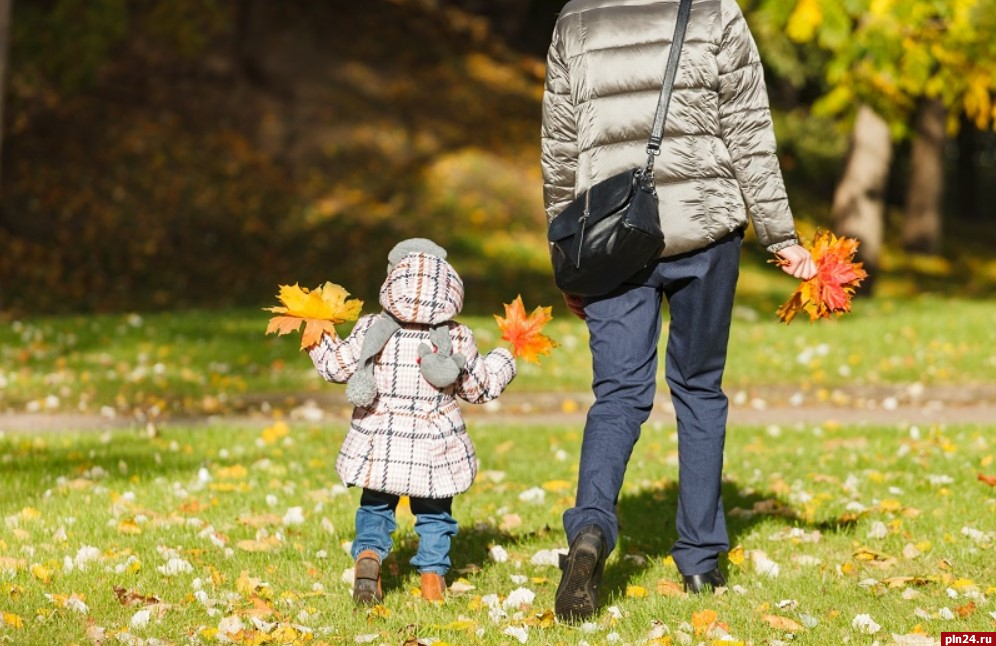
[306,315,375,384]
[717,0,798,253]
[541,26,579,223]
[451,325,517,404]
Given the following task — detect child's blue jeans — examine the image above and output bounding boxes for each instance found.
[351,488,457,575]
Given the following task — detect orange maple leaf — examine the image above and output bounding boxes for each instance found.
[265,282,362,349]
[493,295,557,364]
[777,229,868,324]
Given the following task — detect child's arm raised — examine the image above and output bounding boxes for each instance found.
[307,315,376,384]
[451,324,517,404]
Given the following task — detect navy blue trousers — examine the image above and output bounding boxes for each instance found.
[562,231,742,576]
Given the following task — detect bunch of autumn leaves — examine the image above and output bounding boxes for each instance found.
[265,283,557,363]
[776,229,868,324]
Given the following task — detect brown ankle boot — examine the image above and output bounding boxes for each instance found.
[420,572,446,602]
[353,550,383,605]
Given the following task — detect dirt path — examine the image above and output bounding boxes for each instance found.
[2,385,994,434]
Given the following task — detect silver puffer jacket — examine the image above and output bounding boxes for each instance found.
[541,0,799,257]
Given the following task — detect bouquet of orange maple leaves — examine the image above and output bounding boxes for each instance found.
[494,295,557,364]
[265,282,363,349]
[776,229,868,324]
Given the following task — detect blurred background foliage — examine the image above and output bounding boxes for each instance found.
[0,0,994,318]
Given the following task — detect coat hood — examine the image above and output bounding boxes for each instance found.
[379,252,463,325]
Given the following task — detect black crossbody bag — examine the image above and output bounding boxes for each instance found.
[547,0,693,297]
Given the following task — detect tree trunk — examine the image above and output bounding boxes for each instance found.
[236,0,267,87]
[0,0,11,310]
[831,104,892,295]
[956,114,979,221]
[0,0,11,198]
[902,98,946,253]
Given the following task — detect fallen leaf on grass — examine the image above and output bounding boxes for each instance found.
[0,557,25,573]
[46,592,89,614]
[113,586,161,607]
[237,513,283,528]
[523,610,556,628]
[503,587,536,610]
[749,549,781,577]
[880,576,940,589]
[691,609,718,636]
[2,612,23,628]
[762,614,805,632]
[853,546,896,567]
[116,519,142,535]
[656,579,684,597]
[851,613,881,634]
[978,473,996,487]
[236,536,281,553]
[31,563,52,584]
[242,596,275,618]
[85,622,106,643]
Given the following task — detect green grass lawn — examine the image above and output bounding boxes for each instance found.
[2,295,994,417]
[0,419,992,644]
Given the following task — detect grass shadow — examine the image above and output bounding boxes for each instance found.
[605,478,859,600]
[380,518,559,594]
[0,430,206,513]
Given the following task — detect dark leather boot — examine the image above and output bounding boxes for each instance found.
[682,567,726,594]
[554,525,607,622]
[420,572,446,602]
[353,550,384,605]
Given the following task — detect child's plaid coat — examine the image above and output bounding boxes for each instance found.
[308,252,516,498]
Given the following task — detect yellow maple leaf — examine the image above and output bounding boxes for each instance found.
[31,563,52,584]
[2,613,23,629]
[236,570,263,596]
[692,609,720,636]
[265,281,363,349]
[493,295,557,364]
[116,519,142,535]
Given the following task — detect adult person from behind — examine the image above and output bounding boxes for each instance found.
[541,0,818,622]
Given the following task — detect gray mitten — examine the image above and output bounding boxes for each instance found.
[417,324,466,389]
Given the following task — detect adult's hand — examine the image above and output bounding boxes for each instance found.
[562,292,585,320]
[775,244,817,280]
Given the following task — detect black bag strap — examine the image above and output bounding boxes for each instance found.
[645,0,693,169]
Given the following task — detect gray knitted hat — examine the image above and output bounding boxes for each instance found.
[345,239,465,407]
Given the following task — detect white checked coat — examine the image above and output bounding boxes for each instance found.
[308,252,517,498]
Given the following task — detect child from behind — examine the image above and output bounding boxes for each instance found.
[307,238,517,604]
